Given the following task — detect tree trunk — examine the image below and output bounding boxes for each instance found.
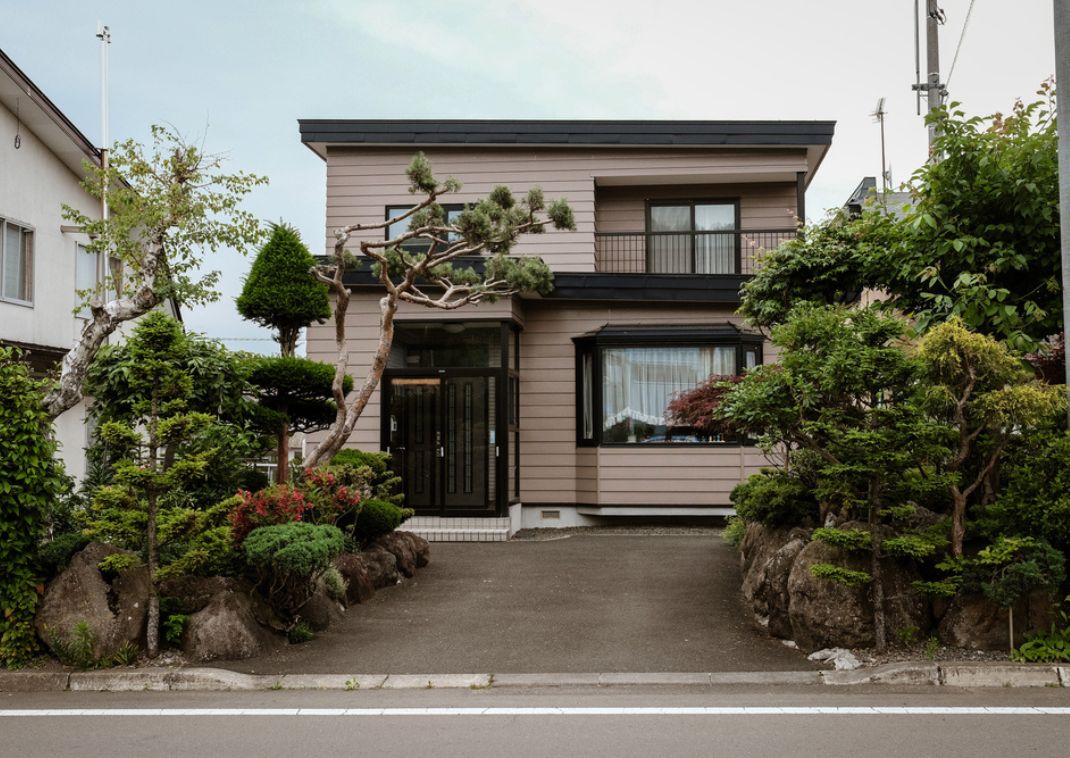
[305,293,399,467]
[145,402,160,659]
[42,253,162,419]
[868,481,886,652]
[950,486,967,557]
[277,420,290,484]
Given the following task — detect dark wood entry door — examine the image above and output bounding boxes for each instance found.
[387,375,492,514]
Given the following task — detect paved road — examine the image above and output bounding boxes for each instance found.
[3,686,1069,757]
[226,534,814,674]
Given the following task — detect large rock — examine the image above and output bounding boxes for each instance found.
[160,575,284,632]
[299,579,346,632]
[182,590,276,662]
[333,554,376,604]
[361,545,400,589]
[35,542,149,661]
[374,533,418,577]
[786,533,929,652]
[397,531,431,568]
[751,534,808,638]
[938,591,1056,650]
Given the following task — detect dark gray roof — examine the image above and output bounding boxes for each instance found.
[298,119,835,148]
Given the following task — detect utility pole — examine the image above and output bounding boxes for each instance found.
[96,23,110,222]
[913,0,946,149]
[1055,0,1070,426]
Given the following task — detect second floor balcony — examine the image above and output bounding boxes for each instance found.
[593,229,797,276]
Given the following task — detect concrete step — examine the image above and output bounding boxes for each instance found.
[400,516,512,542]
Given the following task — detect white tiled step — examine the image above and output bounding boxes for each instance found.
[400,517,512,542]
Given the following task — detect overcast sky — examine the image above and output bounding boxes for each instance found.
[1,1,1056,353]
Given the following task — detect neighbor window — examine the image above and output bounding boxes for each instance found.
[1,217,34,303]
[386,204,464,249]
[75,244,121,318]
[576,330,761,446]
[648,200,737,274]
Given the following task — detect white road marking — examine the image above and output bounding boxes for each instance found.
[1,707,1068,717]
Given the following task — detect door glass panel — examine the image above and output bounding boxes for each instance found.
[649,205,690,273]
[442,376,490,510]
[389,322,502,368]
[389,379,440,509]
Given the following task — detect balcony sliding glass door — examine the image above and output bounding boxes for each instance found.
[648,201,737,274]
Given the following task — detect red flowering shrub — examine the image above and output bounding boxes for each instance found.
[300,467,362,527]
[230,485,308,543]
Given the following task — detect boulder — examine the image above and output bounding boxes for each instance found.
[787,539,875,652]
[786,534,929,653]
[160,575,284,632]
[938,591,1057,651]
[333,554,376,604]
[35,542,149,661]
[361,545,401,589]
[182,590,276,662]
[299,579,346,632]
[397,531,431,568]
[751,534,808,638]
[374,532,418,578]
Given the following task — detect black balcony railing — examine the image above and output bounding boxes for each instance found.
[593,229,797,275]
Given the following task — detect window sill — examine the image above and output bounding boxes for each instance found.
[0,297,34,308]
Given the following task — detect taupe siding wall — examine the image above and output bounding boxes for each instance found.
[303,295,519,454]
[325,146,807,273]
[594,183,798,232]
[518,301,772,507]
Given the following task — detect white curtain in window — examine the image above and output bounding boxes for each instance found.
[3,223,23,300]
[694,204,735,274]
[602,346,735,429]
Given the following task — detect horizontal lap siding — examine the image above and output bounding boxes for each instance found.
[324,146,807,273]
[518,301,768,507]
[594,183,798,232]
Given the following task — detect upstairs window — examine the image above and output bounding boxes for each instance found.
[648,200,737,274]
[1,217,34,304]
[386,204,464,250]
[76,244,121,318]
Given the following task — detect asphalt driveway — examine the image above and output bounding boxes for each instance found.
[229,532,816,675]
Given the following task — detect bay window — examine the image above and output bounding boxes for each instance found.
[575,326,761,446]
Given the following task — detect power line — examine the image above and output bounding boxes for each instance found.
[946,0,977,89]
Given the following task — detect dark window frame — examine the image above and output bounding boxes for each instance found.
[574,329,763,448]
[645,198,741,274]
[385,203,465,251]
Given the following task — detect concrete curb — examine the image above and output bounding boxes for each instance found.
[1,664,1066,693]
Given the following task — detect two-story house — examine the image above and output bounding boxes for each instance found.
[0,48,108,482]
[299,120,834,539]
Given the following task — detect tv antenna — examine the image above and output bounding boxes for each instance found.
[871,97,890,193]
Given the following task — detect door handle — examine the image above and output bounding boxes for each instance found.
[439,446,445,458]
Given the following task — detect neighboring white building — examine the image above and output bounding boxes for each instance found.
[0,47,109,482]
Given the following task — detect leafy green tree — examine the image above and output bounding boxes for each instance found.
[45,125,266,419]
[84,313,230,657]
[305,153,575,466]
[915,318,1066,556]
[237,223,330,358]
[0,349,67,667]
[719,304,948,649]
[740,86,1060,352]
[237,223,338,483]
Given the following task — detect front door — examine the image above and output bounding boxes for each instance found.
[386,375,494,514]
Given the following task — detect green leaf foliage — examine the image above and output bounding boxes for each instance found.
[237,223,330,356]
[0,348,67,667]
[730,470,818,527]
[740,85,1061,351]
[809,563,872,586]
[812,527,872,552]
[329,449,404,507]
[245,356,352,434]
[354,499,413,547]
[981,431,1070,553]
[243,522,344,616]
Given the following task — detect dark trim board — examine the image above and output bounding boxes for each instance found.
[298,119,836,147]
